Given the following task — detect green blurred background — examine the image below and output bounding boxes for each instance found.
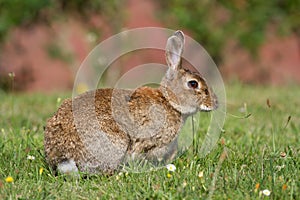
[0,0,299,92]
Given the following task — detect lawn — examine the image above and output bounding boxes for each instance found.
[0,82,299,199]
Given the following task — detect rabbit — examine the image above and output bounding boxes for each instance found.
[44,30,218,175]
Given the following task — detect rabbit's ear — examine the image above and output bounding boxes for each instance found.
[166,30,185,71]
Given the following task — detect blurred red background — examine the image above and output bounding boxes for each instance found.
[0,0,299,92]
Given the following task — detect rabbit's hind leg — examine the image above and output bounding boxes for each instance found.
[147,138,178,164]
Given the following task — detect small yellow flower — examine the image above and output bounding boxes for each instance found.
[87,32,97,43]
[182,181,187,188]
[166,164,176,172]
[262,189,271,196]
[39,167,44,175]
[76,83,89,94]
[282,184,287,191]
[255,183,260,189]
[254,183,260,193]
[5,176,14,183]
[167,173,172,178]
[56,97,61,104]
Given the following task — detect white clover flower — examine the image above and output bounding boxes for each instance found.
[198,171,204,178]
[182,181,187,187]
[27,155,35,160]
[262,189,271,196]
[166,164,176,172]
[276,164,285,171]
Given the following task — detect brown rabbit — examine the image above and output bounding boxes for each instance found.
[44,30,218,175]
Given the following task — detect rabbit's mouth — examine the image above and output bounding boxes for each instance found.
[199,104,214,112]
[199,99,218,112]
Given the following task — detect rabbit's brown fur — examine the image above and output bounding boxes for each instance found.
[44,30,218,174]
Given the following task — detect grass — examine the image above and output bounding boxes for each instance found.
[0,82,299,199]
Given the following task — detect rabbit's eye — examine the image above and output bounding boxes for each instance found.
[188,80,198,89]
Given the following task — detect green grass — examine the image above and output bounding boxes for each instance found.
[0,83,299,199]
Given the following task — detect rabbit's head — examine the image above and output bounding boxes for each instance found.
[160,31,218,115]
